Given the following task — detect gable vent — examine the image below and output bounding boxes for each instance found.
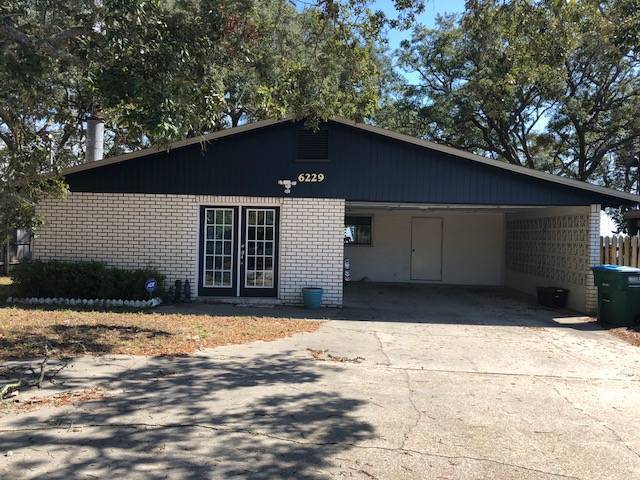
[296,128,329,161]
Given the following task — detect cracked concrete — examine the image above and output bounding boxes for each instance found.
[400,369,421,451]
[373,331,392,366]
[1,284,639,479]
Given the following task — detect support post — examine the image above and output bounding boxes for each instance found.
[586,204,601,314]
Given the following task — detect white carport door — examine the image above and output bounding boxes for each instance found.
[411,217,443,281]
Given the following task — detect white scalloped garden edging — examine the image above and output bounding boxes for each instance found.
[5,297,162,308]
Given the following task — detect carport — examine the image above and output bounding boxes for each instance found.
[341,281,569,325]
[344,201,601,312]
[332,122,640,314]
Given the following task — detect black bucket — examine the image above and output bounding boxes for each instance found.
[536,287,569,308]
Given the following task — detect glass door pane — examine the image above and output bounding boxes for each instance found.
[203,208,234,288]
[244,208,276,288]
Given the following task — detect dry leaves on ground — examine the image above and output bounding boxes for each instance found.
[0,387,106,415]
[0,307,321,359]
[307,348,364,363]
[607,324,640,347]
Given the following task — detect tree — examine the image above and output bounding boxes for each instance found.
[386,0,640,186]
[0,0,424,241]
[388,3,564,169]
[0,1,93,239]
[0,0,248,239]
[538,0,640,181]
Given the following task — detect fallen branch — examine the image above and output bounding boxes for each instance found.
[47,360,71,385]
[0,380,22,399]
[0,342,61,399]
[36,343,50,388]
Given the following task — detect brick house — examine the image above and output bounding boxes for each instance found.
[35,118,639,312]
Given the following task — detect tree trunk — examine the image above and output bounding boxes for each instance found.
[3,244,9,276]
[230,112,242,128]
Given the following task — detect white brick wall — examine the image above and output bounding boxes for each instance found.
[35,193,345,307]
[279,198,345,306]
[586,204,601,314]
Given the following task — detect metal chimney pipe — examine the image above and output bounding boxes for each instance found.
[86,115,104,162]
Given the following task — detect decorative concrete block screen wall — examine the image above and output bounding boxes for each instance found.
[505,205,600,313]
[35,193,345,307]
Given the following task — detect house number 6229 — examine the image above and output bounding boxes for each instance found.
[298,173,325,182]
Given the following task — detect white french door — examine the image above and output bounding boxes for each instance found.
[240,207,279,297]
[198,206,279,297]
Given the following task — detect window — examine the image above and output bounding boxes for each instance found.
[344,216,372,245]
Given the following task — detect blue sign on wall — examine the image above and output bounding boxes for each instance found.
[145,278,158,294]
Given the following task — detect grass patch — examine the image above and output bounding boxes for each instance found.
[0,307,321,359]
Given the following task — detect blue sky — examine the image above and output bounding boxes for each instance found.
[374,0,466,82]
[376,0,467,50]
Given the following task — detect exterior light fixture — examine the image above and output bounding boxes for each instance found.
[278,179,297,194]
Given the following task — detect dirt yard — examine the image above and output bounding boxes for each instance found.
[0,306,321,359]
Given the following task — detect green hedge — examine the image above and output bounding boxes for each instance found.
[11,261,165,300]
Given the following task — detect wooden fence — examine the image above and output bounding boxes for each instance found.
[601,235,640,267]
[0,229,32,274]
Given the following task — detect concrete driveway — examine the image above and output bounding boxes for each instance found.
[1,284,640,479]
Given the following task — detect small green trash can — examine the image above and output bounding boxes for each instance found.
[302,287,323,309]
[592,265,640,326]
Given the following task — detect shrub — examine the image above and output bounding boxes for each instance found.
[11,261,165,300]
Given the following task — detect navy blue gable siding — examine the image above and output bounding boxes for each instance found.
[65,121,630,207]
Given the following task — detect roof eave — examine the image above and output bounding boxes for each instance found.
[330,117,640,205]
[63,116,296,175]
[62,114,640,205]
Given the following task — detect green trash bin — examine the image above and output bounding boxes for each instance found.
[592,265,640,326]
[302,287,323,309]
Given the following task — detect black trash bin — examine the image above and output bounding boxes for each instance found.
[536,287,569,308]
